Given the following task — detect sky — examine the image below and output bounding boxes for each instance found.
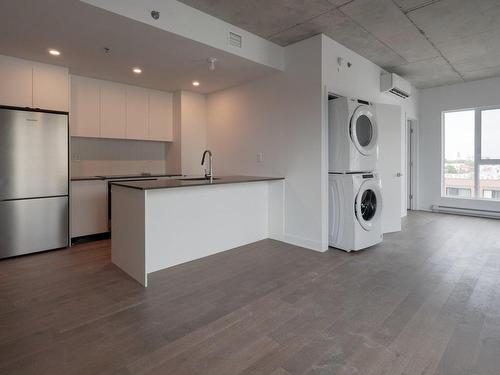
[444,108,500,160]
[444,110,474,160]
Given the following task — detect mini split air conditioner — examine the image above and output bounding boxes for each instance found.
[380,73,411,99]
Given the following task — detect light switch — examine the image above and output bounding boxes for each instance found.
[257,152,264,162]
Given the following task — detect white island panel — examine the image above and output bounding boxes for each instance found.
[111,179,284,286]
[145,182,269,273]
[111,186,147,286]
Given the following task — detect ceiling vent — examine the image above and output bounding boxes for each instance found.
[380,73,411,99]
[229,32,242,48]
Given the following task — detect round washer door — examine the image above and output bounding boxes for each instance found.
[350,105,378,156]
[355,179,382,231]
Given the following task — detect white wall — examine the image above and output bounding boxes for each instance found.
[179,91,208,175]
[321,35,419,219]
[207,36,324,251]
[419,76,500,212]
[206,34,420,252]
[321,36,418,116]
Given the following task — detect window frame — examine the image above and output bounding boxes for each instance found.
[441,105,500,200]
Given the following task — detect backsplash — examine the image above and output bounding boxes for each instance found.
[71,137,179,177]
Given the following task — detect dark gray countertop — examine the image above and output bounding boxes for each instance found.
[70,174,182,181]
[70,176,105,181]
[97,173,182,179]
[110,176,285,190]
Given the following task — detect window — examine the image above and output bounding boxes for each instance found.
[446,187,472,198]
[442,107,500,200]
[442,110,475,198]
[483,189,500,200]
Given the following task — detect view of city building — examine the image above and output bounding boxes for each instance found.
[443,109,500,200]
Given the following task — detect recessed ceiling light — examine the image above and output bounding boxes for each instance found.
[192,81,200,87]
[132,67,142,74]
[48,49,60,56]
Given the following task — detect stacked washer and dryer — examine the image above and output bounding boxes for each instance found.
[328,97,383,251]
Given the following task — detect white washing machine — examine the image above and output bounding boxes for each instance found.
[329,97,378,173]
[329,172,383,252]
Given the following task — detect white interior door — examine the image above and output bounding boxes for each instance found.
[375,103,402,233]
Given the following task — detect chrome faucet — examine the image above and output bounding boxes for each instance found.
[201,150,213,181]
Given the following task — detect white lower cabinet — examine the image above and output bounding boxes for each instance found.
[70,180,108,238]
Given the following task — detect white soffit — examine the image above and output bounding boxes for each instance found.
[80,0,285,71]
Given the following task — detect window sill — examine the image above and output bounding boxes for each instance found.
[441,195,500,202]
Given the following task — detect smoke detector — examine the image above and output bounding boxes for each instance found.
[151,10,160,20]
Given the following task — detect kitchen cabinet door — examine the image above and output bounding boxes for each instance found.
[70,75,100,137]
[0,55,33,108]
[100,82,126,139]
[149,90,173,141]
[33,62,69,112]
[70,180,108,238]
[126,86,149,140]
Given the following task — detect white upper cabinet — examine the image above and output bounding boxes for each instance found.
[0,55,33,108]
[0,55,68,111]
[68,75,173,142]
[126,86,149,140]
[32,62,69,112]
[100,81,126,139]
[70,75,100,137]
[149,90,173,142]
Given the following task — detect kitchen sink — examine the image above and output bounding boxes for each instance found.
[177,177,220,181]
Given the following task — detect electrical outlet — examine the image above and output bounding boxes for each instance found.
[72,153,80,162]
[257,152,264,163]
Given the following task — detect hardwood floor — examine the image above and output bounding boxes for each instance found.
[1,211,499,374]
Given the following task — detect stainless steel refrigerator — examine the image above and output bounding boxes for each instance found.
[0,107,69,259]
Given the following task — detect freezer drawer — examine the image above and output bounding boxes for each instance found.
[0,196,68,258]
[0,108,68,200]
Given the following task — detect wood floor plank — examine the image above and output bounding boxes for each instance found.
[0,212,499,374]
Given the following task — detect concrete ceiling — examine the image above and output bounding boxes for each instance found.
[0,0,277,94]
[178,0,500,88]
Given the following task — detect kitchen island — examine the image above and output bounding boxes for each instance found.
[111,176,285,286]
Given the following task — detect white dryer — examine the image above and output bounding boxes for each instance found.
[329,172,383,252]
[329,97,378,173]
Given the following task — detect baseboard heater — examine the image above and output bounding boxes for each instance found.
[431,205,500,219]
